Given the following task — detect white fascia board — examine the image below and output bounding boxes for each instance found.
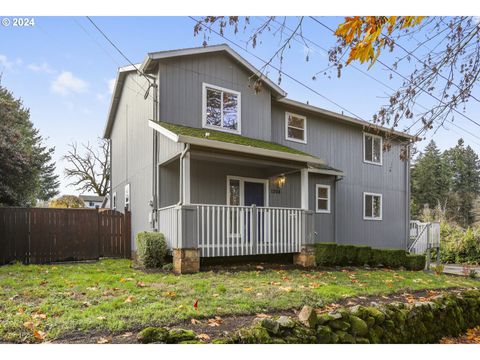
[148,120,179,142]
[308,167,345,177]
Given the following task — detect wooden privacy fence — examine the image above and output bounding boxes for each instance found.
[0,207,131,265]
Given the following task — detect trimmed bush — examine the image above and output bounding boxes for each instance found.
[405,254,426,271]
[314,243,337,266]
[136,231,168,268]
[355,246,372,265]
[315,243,424,270]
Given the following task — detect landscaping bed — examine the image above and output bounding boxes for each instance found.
[1,259,479,343]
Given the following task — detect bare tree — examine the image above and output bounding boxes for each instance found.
[63,138,110,196]
[193,16,480,146]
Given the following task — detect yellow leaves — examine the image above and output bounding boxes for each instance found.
[243,287,253,292]
[279,286,293,293]
[335,16,425,67]
[33,329,46,341]
[163,291,177,298]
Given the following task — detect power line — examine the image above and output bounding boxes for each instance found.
[309,17,480,130]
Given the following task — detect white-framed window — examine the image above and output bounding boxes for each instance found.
[226,176,269,207]
[124,184,130,210]
[363,133,383,165]
[363,192,382,220]
[202,83,241,134]
[112,192,117,210]
[315,184,331,213]
[285,112,307,143]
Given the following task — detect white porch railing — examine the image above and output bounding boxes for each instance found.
[197,204,305,257]
[409,221,440,254]
[158,205,179,249]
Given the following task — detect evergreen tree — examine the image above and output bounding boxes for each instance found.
[444,139,480,227]
[410,140,452,217]
[0,82,59,206]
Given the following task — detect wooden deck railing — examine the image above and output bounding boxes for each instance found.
[409,221,440,254]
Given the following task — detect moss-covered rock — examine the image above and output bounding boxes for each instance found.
[235,326,271,344]
[298,305,317,328]
[335,330,355,344]
[330,319,351,331]
[137,327,169,344]
[317,325,333,343]
[260,318,280,334]
[168,329,197,343]
[349,316,368,336]
[277,316,295,329]
[355,337,370,344]
[365,306,386,324]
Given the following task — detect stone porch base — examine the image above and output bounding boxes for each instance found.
[293,245,316,267]
[173,248,200,274]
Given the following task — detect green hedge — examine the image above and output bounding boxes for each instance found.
[136,231,168,268]
[230,289,480,344]
[314,243,424,270]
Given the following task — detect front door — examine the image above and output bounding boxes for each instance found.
[244,181,265,207]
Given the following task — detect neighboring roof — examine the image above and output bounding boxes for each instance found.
[149,120,326,166]
[79,195,105,202]
[277,98,418,141]
[140,44,287,99]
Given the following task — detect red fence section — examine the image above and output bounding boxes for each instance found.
[0,207,131,265]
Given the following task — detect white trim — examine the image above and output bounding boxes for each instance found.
[182,151,191,204]
[308,167,345,177]
[226,175,269,207]
[285,112,307,144]
[315,184,331,214]
[363,192,383,221]
[202,82,241,135]
[363,132,383,166]
[300,169,309,210]
[148,120,179,142]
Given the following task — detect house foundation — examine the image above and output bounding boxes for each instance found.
[173,248,200,274]
[293,245,316,267]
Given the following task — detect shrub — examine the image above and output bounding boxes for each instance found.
[440,222,480,264]
[136,231,168,268]
[381,249,407,268]
[355,246,372,266]
[314,243,338,266]
[405,254,426,271]
[339,245,358,265]
[370,248,385,266]
[432,263,444,275]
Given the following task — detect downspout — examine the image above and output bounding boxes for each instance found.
[109,138,113,209]
[405,142,411,251]
[149,75,158,230]
[334,175,344,244]
[177,143,190,206]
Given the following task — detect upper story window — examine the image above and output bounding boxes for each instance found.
[315,184,331,213]
[285,112,307,144]
[363,133,383,165]
[202,83,241,134]
[364,192,382,220]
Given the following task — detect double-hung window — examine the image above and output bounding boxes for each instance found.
[363,133,382,165]
[285,112,307,143]
[203,83,241,134]
[364,192,382,220]
[315,184,331,213]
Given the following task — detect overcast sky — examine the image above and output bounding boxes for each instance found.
[1,16,479,196]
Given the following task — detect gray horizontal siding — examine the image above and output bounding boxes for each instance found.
[158,53,272,141]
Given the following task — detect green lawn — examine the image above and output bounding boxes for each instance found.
[0,259,478,342]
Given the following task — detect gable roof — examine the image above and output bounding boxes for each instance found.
[140,44,287,99]
[104,44,417,141]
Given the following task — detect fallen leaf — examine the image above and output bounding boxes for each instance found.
[207,316,223,327]
[17,308,25,315]
[97,316,107,321]
[243,287,253,292]
[33,330,46,341]
[256,265,264,270]
[212,293,220,297]
[124,295,135,303]
[279,286,293,292]
[32,313,47,320]
[197,333,210,341]
[23,321,35,330]
[136,282,147,288]
[39,280,48,286]
[97,336,112,344]
[120,332,133,338]
[255,313,271,318]
[163,291,177,298]
[191,318,201,325]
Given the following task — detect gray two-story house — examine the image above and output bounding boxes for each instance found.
[103,44,416,273]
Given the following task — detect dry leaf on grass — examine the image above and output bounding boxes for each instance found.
[23,321,35,330]
[191,318,201,325]
[124,295,135,303]
[136,282,146,288]
[255,313,271,318]
[33,330,46,341]
[97,316,107,321]
[197,333,210,341]
[207,316,223,327]
[120,332,133,338]
[97,336,112,344]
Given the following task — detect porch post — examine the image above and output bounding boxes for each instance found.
[182,149,191,204]
[300,168,309,210]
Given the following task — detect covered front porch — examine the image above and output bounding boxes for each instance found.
[150,121,343,273]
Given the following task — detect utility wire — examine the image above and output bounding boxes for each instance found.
[265,17,480,143]
[309,16,480,129]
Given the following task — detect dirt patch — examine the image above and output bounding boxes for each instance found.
[51,287,469,344]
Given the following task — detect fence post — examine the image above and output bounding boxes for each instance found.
[251,205,257,255]
[124,210,132,259]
